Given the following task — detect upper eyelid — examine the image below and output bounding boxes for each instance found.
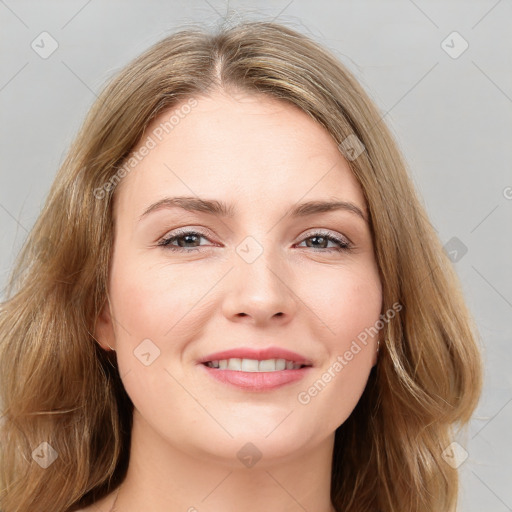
[160,227,214,242]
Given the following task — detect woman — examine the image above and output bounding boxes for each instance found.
[0,20,482,512]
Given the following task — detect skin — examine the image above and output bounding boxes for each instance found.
[90,89,382,512]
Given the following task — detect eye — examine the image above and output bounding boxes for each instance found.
[157,229,352,253]
[295,231,352,252]
[157,229,212,252]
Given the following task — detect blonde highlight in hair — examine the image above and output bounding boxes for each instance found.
[0,20,482,512]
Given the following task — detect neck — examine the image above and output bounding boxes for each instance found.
[115,409,337,512]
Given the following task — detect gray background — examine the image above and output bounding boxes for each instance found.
[1,1,511,509]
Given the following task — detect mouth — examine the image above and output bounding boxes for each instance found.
[202,358,311,372]
[198,347,313,391]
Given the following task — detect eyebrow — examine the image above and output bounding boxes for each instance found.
[139,196,367,222]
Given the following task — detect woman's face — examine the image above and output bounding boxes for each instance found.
[97,90,382,464]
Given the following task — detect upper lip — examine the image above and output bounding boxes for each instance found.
[198,347,313,366]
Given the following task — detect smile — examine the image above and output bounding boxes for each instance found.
[203,358,308,372]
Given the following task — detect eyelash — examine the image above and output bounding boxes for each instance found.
[157,229,352,253]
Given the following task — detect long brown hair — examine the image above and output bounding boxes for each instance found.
[0,20,482,511]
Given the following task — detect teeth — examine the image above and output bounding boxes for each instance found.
[241,358,259,372]
[205,358,304,372]
[259,359,277,371]
[275,358,286,371]
[227,358,241,370]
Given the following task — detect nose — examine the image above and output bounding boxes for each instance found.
[221,243,298,327]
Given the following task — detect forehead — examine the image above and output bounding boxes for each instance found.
[113,90,366,218]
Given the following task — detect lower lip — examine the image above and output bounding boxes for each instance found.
[199,364,312,391]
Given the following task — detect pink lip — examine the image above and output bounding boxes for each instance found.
[198,346,313,366]
[199,365,312,391]
[197,346,313,392]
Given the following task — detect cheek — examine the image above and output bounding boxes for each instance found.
[292,264,381,428]
[107,257,205,420]
[108,255,205,341]
[297,262,382,348]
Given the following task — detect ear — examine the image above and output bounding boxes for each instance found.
[94,298,116,351]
